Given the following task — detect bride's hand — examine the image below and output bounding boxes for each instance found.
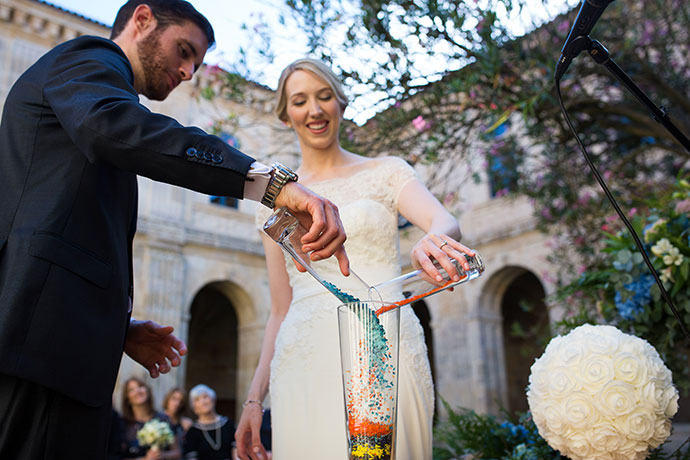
[235,403,268,460]
[410,233,475,286]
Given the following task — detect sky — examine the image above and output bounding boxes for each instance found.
[46,0,309,87]
[46,0,579,122]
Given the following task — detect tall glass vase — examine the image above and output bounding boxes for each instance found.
[338,301,400,460]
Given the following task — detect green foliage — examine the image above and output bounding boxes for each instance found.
[555,177,690,393]
[434,398,690,460]
[199,67,249,104]
[433,399,562,460]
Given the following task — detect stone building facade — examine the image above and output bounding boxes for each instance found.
[0,0,558,422]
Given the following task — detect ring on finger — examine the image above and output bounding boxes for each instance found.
[439,240,449,250]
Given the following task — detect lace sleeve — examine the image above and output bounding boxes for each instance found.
[382,156,418,209]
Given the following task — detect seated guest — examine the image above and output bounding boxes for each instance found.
[121,377,181,460]
[183,384,235,460]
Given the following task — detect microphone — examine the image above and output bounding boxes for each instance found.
[555,0,615,81]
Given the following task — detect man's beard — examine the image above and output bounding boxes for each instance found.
[137,29,170,101]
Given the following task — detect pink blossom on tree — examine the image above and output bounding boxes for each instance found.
[412,115,431,132]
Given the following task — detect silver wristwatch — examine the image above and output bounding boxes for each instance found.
[261,162,299,209]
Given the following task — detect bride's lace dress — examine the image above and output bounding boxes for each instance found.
[256,156,434,459]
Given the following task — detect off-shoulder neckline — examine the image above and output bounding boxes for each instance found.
[301,157,406,187]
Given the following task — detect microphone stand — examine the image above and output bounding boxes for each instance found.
[583,36,690,153]
[555,35,690,343]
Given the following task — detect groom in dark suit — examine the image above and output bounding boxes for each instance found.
[0,1,349,459]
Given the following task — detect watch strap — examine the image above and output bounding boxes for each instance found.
[261,163,298,208]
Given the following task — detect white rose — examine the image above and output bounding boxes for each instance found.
[647,353,672,381]
[546,365,580,397]
[623,337,647,356]
[588,421,622,452]
[558,340,585,367]
[564,391,599,429]
[651,419,672,447]
[618,408,656,441]
[579,355,615,390]
[612,351,647,385]
[589,451,614,460]
[640,379,678,417]
[613,437,646,460]
[579,325,620,355]
[662,386,679,417]
[562,429,594,459]
[528,360,550,395]
[542,401,569,435]
[626,451,650,460]
[596,380,636,417]
[638,381,662,414]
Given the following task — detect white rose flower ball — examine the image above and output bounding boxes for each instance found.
[527,324,678,460]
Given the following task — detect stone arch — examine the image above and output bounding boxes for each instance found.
[184,280,255,419]
[478,265,549,414]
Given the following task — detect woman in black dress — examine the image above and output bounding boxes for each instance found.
[183,384,235,460]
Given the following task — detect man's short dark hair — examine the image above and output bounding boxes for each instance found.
[110,0,215,49]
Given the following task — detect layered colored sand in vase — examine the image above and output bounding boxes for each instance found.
[332,284,397,460]
[348,419,394,459]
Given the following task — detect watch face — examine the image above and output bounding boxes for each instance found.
[274,163,298,181]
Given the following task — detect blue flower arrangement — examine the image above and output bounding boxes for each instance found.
[614,274,655,320]
[433,400,562,460]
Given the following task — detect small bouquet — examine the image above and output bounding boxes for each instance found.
[527,324,678,460]
[136,418,174,451]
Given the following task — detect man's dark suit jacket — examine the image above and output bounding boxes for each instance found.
[0,36,255,407]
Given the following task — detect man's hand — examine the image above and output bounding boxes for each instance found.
[274,181,350,276]
[124,319,187,378]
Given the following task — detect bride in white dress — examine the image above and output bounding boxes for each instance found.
[235,58,475,460]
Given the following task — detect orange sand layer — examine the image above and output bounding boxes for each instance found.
[348,418,393,437]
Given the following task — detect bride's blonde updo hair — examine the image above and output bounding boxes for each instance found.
[275,58,349,123]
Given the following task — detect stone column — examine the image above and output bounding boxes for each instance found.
[142,242,186,408]
[466,298,505,415]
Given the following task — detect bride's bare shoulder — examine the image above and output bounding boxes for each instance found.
[351,155,407,169]
[368,155,412,171]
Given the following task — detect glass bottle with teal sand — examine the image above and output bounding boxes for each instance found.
[263,207,374,303]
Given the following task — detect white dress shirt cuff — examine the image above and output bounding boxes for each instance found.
[243,161,273,202]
